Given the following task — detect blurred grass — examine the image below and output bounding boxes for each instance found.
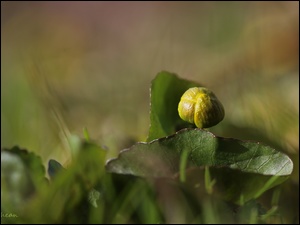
[1,1,299,223]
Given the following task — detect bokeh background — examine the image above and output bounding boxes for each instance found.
[1,2,299,222]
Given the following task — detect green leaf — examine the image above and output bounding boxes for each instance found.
[21,142,107,223]
[48,156,102,209]
[1,146,46,214]
[108,129,292,177]
[48,159,65,180]
[106,128,293,202]
[2,146,46,183]
[147,71,201,141]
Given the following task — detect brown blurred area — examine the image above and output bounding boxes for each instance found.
[1,1,298,164]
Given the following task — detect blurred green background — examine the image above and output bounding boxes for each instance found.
[1,2,299,221]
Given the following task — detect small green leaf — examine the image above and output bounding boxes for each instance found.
[83,127,91,142]
[48,159,65,179]
[147,71,201,141]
